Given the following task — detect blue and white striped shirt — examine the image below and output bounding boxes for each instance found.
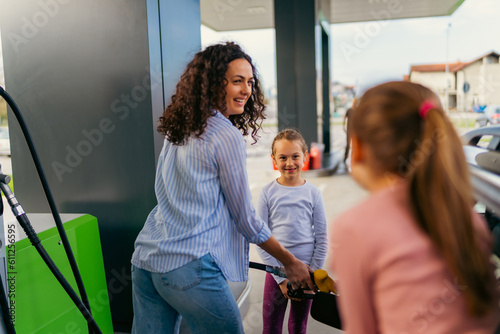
[131,111,271,281]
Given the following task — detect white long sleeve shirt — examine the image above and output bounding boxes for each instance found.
[256,179,328,283]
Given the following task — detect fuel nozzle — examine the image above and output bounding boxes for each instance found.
[313,269,337,294]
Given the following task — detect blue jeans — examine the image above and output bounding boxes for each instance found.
[131,254,244,334]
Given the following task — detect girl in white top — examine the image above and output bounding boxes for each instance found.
[257,129,328,334]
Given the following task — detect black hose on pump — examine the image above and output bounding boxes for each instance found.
[0,86,101,333]
[0,194,15,334]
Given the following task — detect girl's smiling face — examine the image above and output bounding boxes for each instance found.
[272,139,307,186]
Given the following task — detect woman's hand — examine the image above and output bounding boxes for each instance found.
[282,256,315,291]
[258,236,315,291]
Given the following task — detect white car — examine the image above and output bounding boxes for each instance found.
[476,105,500,127]
[462,126,500,261]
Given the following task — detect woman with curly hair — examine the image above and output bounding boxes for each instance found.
[131,42,314,333]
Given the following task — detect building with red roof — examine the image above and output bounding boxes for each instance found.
[409,51,500,112]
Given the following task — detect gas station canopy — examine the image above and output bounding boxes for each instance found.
[201,0,465,31]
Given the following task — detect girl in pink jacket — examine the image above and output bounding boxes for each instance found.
[331,81,499,333]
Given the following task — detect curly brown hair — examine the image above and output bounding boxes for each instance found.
[157,42,266,145]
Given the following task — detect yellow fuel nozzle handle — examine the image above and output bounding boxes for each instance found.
[314,269,337,294]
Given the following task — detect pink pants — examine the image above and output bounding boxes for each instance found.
[262,273,312,334]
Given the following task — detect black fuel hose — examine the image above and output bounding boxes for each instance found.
[0,196,15,334]
[0,87,100,333]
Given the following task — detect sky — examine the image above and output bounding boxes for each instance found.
[201,0,500,95]
[1,0,498,95]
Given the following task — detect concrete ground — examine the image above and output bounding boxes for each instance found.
[242,126,368,334]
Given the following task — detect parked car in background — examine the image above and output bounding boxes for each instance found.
[0,127,10,156]
[462,126,500,260]
[476,105,500,127]
[463,128,500,334]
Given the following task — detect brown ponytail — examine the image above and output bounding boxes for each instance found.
[350,81,497,316]
[410,106,495,316]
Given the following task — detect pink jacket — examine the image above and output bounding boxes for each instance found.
[330,182,499,333]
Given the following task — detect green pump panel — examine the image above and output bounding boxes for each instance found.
[7,214,113,333]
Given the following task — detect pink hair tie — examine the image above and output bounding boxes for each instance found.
[419,100,434,119]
